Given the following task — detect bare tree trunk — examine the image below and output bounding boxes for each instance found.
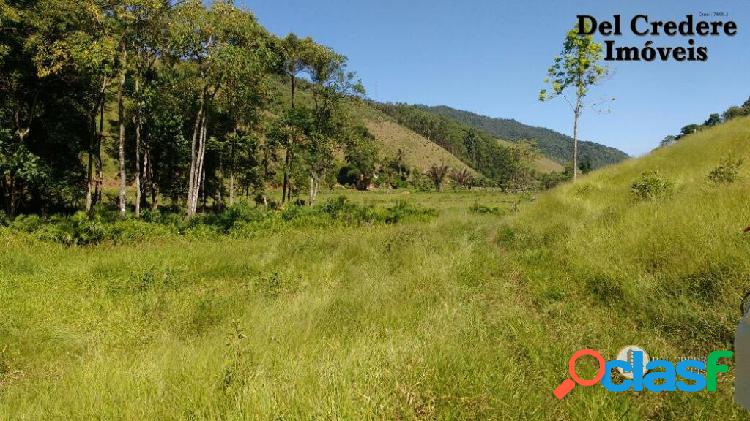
[216,154,224,210]
[142,140,150,210]
[151,186,159,211]
[187,87,205,217]
[117,44,128,217]
[309,176,314,206]
[572,102,580,182]
[196,112,208,211]
[282,75,297,205]
[282,149,290,204]
[86,77,107,215]
[94,95,104,206]
[85,113,95,214]
[147,144,158,211]
[229,173,235,206]
[228,134,235,206]
[8,173,16,218]
[133,76,142,217]
[188,110,208,215]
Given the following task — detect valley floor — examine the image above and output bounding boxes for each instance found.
[1,177,749,419]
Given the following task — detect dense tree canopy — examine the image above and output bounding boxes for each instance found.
[0,0,375,217]
[376,103,538,190]
[1,0,563,219]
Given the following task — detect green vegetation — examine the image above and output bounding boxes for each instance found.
[417,105,628,169]
[630,171,674,201]
[376,102,547,189]
[3,0,750,418]
[539,22,611,181]
[2,116,750,418]
[708,156,743,184]
[1,0,581,220]
[360,109,479,176]
[3,196,436,246]
[500,116,750,418]
[663,96,750,146]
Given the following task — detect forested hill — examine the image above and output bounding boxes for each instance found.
[420,105,629,169]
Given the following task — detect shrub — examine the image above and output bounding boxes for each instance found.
[470,202,504,216]
[211,202,266,233]
[630,171,674,201]
[10,214,44,232]
[707,156,742,184]
[383,200,435,224]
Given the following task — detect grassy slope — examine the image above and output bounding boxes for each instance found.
[359,103,562,174]
[503,116,750,418]
[1,118,749,418]
[421,104,630,168]
[359,107,479,175]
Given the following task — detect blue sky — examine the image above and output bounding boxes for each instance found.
[243,0,750,156]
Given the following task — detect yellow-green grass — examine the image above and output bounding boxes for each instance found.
[532,154,564,173]
[2,118,750,418]
[362,115,480,175]
[0,191,525,419]
[361,105,563,175]
[502,116,750,418]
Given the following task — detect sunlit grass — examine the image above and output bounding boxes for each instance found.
[2,118,750,418]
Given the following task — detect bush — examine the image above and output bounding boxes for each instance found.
[383,200,436,224]
[470,202,504,216]
[5,197,437,245]
[707,156,742,184]
[631,171,674,201]
[10,214,44,232]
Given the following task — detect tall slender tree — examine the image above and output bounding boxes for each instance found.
[539,23,610,182]
[278,33,314,203]
[168,0,269,217]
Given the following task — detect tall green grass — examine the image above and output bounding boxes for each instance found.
[1,118,750,419]
[503,116,750,418]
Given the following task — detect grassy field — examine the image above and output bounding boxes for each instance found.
[2,118,750,419]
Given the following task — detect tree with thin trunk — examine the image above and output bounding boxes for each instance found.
[279,33,315,204]
[116,40,128,216]
[169,0,268,217]
[129,0,168,217]
[305,43,364,205]
[539,23,609,182]
[426,164,449,192]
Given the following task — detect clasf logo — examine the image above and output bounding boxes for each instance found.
[553,347,733,399]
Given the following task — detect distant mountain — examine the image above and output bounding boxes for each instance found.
[419,105,629,169]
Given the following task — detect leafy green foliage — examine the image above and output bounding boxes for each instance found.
[469,202,504,216]
[707,156,742,184]
[418,105,628,169]
[630,171,674,201]
[376,103,536,189]
[7,196,436,245]
[665,97,750,145]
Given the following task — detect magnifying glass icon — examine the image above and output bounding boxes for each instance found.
[553,349,606,400]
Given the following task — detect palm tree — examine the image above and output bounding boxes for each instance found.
[426,164,449,191]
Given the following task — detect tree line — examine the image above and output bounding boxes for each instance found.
[661,97,750,147]
[0,0,371,218]
[375,103,540,190]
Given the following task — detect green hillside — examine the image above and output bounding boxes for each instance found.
[421,105,629,168]
[3,117,748,418]
[356,103,562,175]
[360,112,479,175]
[375,102,564,186]
[497,116,750,417]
